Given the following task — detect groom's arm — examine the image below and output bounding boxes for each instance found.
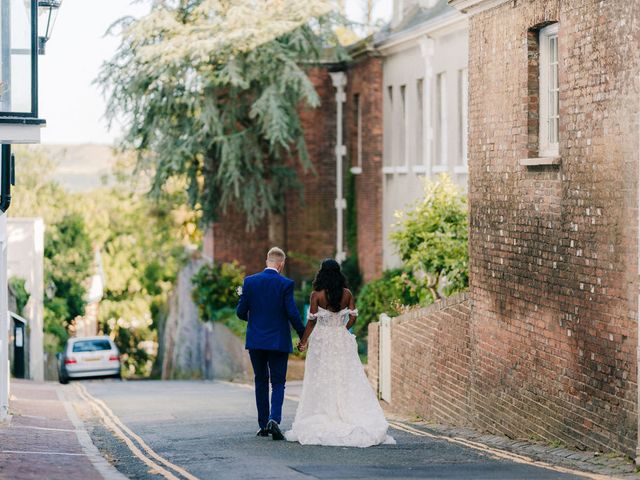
[284,280,305,338]
[236,279,249,321]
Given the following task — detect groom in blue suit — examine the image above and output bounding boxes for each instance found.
[236,247,305,440]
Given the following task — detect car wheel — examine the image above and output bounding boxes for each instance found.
[114,369,122,380]
[59,368,69,385]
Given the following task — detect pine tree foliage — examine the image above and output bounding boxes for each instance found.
[99,0,347,228]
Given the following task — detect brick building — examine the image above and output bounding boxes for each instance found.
[344,43,384,282]
[377,0,468,269]
[369,0,640,459]
[204,53,386,283]
[203,67,338,280]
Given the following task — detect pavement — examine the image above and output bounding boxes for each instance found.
[0,378,636,480]
[0,379,125,480]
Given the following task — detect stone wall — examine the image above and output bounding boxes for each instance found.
[161,259,251,381]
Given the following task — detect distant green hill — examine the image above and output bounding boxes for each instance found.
[35,144,118,191]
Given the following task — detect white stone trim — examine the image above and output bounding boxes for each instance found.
[519,157,561,167]
[0,124,42,144]
[377,11,467,55]
[449,0,511,15]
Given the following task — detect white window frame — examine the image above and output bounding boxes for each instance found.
[455,68,468,174]
[383,85,394,173]
[415,78,426,173]
[433,72,448,173]
[539,23,559,157]
[398,84,408,173]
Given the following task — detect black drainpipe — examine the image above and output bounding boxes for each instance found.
[0,144,15,213]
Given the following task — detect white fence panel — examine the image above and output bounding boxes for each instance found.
[379,313,392,402]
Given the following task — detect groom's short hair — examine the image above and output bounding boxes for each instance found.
[267,247,286,263]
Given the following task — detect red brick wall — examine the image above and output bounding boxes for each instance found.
[367,294,472,424]
[208,209,270,275]
[467,0,639,456]
[205,67,337,281]
[284,67,337,281]
[345,55,384,282]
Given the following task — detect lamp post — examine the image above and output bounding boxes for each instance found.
[0,0,60,423]
[37,0,62,55]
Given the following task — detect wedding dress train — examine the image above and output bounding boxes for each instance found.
[285,307,395,447]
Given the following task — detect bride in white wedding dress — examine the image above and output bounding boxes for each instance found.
[285,259,395,448]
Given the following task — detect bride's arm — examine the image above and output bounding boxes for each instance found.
[299,292,318,350]
[346,290,357,330]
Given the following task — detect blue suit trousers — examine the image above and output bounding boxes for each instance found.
[249,349,289,428]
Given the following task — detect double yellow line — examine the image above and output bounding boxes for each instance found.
[74,383,200,480]
[388,421,613,480]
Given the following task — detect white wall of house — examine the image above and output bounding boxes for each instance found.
[379,6,468,269]
[7,218,45,381]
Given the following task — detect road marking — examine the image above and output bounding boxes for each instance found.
[388,421,613,480]
[228,381,612,480]
[74,384,199,480]
[10,425,77,433]
[0,450,86,456]
[58,386,129,480]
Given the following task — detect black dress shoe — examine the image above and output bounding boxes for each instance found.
[256,428,269,437]
[267,420,285,441]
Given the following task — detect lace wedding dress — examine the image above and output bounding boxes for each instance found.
[285,307,395,447]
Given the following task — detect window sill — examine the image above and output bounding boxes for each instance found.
[432,165,448,173]
[519,156,561,167]
[382,166,409,175]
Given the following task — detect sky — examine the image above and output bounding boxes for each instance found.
[39,0,392,146]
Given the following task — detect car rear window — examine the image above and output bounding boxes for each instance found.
[72,340,112,352]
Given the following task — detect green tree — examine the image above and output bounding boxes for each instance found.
[84,188,190,377]
[98,0,346,229]
[44,213,94,346]
[390,174,468,299]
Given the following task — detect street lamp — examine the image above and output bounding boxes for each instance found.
[37,0,62,55]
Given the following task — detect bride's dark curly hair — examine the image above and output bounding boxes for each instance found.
[312,259,348,312]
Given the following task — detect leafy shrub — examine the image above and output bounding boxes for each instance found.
[354,269,425,340]
[391,174,468,299]
[191,261,245,322]
[341,255,362,294]
[294,280,313,320]
[8,277,30,316]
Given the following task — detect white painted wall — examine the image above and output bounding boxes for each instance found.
[381,19,468,269]
[7,218,45,381]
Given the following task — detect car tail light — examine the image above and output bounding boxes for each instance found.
[109,355,120,362]
[64,357,77,365]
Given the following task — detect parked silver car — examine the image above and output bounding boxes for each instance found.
[58,336,121,384]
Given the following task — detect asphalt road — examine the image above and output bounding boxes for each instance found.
[75,380,589,480]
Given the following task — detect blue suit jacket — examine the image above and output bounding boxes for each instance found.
[236,269,305,353]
